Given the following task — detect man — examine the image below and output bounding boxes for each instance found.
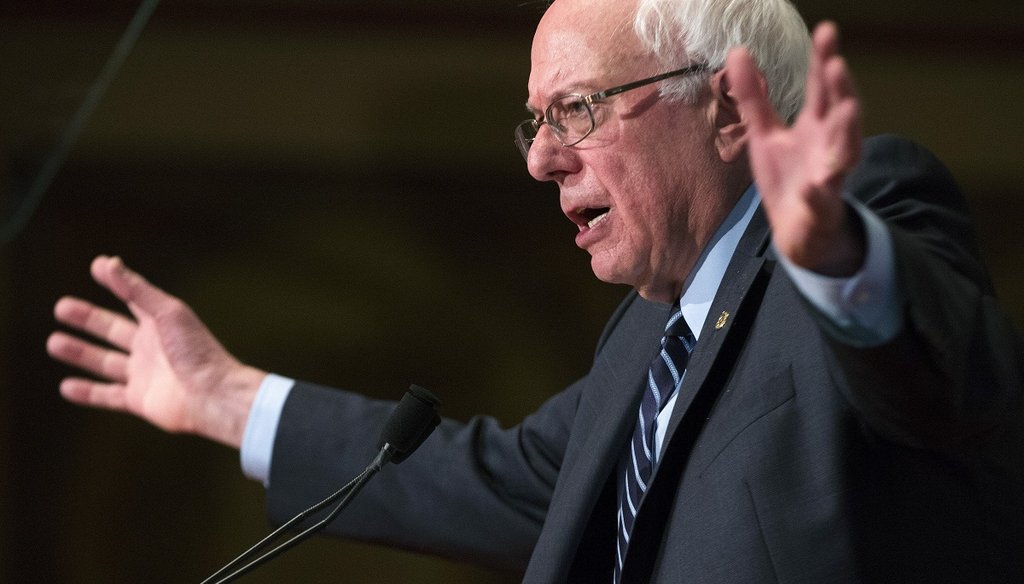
[48,0,1023,582]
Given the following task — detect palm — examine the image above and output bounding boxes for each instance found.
[125,303,225,432]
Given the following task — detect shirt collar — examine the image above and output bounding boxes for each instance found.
[678,183,759,340]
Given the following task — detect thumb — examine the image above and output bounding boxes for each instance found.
[90,255,176,317]
[724,46,778,135]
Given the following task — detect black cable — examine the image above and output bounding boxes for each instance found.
[1,0,161,244]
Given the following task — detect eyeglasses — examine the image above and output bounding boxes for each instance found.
[514,63,709,160]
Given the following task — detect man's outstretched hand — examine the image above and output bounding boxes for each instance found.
[728,21,865,277]
[48,255,266,449]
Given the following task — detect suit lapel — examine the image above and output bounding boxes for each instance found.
[620,205,774,583]
[574,297,668,476]
[527,295,669,583]
[661,204,771,447]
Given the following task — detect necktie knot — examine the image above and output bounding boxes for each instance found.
[664,305,695,342]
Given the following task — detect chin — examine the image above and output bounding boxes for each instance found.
[590,256,675,302]
[588,256,637,288]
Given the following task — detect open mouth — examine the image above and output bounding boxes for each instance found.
[578,207,611,229]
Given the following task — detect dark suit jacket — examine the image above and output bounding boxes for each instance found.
[267,135,1024,583]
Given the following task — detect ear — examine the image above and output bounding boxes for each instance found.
[709,69,748,163]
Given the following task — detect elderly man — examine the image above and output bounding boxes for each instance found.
[48,0,1023,582]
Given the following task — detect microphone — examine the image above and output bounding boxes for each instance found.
[378,384,442,463]
[201,384,442,584]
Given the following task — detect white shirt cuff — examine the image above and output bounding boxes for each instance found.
[777,201,902,346]
[240,373,295,487]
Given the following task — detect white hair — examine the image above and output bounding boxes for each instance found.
[633,0,812,122]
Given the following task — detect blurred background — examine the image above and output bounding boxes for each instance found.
[1,0,1022,582]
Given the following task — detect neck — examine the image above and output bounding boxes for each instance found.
[636,172,752,304]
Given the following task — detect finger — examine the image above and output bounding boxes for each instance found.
[803,27,825,119]
[813,21,841,55]
[59,377,129,412]
[808,22,845,118]
[724,46,780,135]
[53,296,137,351]
[824,53,858,110]
[822,56,862,175]
[90,255,177,318]
[47,331,129,383]
[825,101,862,174]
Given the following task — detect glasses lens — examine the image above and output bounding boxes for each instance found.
[514,120,538,160]
[548,95,594,146]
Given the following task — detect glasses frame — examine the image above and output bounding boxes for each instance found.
[514,63,710,160]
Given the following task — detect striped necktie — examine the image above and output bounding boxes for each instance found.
[614,304,696,582]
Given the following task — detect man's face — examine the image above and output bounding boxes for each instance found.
[525,0,727,303]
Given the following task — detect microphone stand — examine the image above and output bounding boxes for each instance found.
[199,383,440,583]
[200,446,393,584]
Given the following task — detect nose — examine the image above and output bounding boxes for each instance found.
[526,124,580,183]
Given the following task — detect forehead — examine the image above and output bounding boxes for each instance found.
[527,0,651,105]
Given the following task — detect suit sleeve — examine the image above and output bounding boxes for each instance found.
[820,135,1024,452]
[265,375,584,571]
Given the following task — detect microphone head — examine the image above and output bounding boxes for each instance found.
[377,384,442,464]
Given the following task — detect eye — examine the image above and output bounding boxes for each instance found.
[548,95,592,135]
[562,97,590,120]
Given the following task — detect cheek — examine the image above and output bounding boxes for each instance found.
[590,155,660,235]
[617,170,677,236]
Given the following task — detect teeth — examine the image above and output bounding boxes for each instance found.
[587,211,609,229]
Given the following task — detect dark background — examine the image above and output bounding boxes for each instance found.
[2,1,1022,582]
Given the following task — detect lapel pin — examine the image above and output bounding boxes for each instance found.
[715,311,730,330]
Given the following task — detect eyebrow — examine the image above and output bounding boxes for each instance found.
[522,82,593,118]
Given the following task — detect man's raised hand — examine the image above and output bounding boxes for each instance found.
[728,21,865,276]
